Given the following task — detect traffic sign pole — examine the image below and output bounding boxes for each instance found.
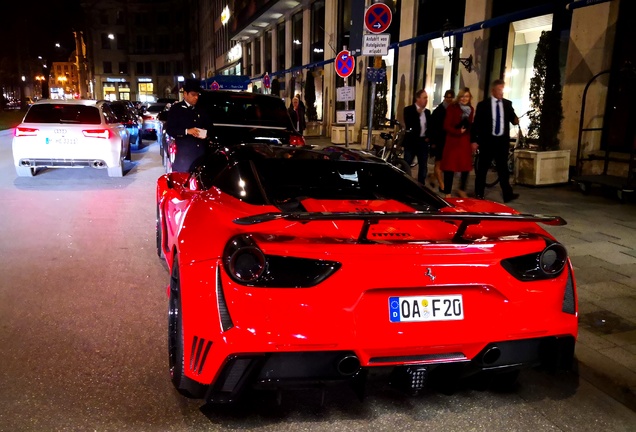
[344,47,350,148]
[335,47,355,147]
[366,56,382,152]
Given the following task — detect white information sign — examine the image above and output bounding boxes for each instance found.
[362,34,391,56]
[336,86,355,102]
[336,110,356,124]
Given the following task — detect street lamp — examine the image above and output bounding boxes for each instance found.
[442,20,473,73]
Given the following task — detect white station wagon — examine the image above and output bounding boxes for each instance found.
[12,99,131,177]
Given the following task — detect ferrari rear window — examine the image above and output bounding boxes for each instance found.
[24,104,101,125]
[215,159,442,211]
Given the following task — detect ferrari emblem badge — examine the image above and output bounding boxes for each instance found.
[425,268,436,281]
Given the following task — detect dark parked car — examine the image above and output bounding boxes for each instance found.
[163,91,305,172]
[142,103,170,141]
[109,100,142,148]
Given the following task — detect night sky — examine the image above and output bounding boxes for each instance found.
[1,0,85,63]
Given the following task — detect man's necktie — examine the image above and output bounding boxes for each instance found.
[495,100,501,135]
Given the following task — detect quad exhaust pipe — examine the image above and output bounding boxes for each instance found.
[482,346,501,365]
[336,355,361,376]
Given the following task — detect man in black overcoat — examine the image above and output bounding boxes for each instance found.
[471,79,519,202]
[166,78,212,172]
[403,89,432,184]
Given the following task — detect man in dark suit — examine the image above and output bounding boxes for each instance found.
[471,79,519,202]
[166,78,211,172]
[403,89,432,184]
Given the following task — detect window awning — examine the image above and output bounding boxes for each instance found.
[202,75,251,90]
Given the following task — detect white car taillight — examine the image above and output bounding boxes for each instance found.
[15,127,39,137]
[82,129,111,139]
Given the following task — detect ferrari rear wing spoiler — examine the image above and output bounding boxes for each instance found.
[233,211,566,243]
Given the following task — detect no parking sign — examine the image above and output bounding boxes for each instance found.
[335,50,355,78]
[364,3,392,34]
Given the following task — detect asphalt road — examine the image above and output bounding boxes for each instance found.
[0,133,635,431]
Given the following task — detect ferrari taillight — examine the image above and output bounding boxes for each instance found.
[223,235,266,283]
[501,241,568,281]
[15,127,39,137]
[82,129,111,139]
[222,234,341,287]
[289,135,305,146]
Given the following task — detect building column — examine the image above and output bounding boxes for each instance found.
[285,16,293,99]
[395,0,419,125]
[461,0,492,103]
[271,26,278,73]
[323,0,338,136]
[561,1,619,161]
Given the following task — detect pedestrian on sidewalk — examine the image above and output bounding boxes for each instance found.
[441,88,475,198]
[403,89,431,185]
[288,96,306,135]
[429,89,455,191]
[471,79,519,202]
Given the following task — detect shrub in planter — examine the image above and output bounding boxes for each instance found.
[528,30,563,151]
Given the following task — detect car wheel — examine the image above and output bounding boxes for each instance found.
[16,166,36,177]
[125,142,132,161]
[168,258,207,398]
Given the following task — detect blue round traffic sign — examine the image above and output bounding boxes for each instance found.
[335,50,355,78]
[210,81,219,91]
[364,3,392,34]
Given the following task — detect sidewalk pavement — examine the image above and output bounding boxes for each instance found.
[305,136,636,411]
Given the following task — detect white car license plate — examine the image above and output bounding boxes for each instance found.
[389,295,464,322]
[46,137,77,145]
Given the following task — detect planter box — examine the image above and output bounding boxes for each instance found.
[360,129,385,147]
[305,121,322,137]
[331,126,354,144]
[514,149,571,186]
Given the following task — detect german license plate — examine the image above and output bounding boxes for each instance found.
[389,295,464,322]
[45,138,77,145]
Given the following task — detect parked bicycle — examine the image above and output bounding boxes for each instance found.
[372,118,412,175]
[473,109,534,187]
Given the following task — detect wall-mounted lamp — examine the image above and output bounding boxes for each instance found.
[442,20,473,73]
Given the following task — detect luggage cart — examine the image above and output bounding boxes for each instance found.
[572,67,636,202]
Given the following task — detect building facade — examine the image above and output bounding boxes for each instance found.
[80,0,632,171]
[82,0,193,103]
[201,0,631,170]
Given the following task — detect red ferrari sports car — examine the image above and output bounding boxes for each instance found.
[156,144,577,403]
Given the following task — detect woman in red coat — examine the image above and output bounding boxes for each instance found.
[440,88,476,198]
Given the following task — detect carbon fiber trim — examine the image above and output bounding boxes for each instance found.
[369,352,468,365]
[562,266,576,314]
